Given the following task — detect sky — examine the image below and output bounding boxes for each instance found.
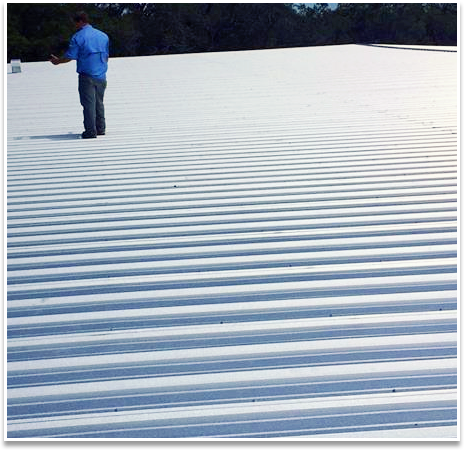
[306,3,339,9]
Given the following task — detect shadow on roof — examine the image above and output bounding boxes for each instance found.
[14,133,81,141]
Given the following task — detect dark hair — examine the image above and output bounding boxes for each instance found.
[73,11,89,23]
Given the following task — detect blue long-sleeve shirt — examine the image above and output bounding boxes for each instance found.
[65,24,109,80]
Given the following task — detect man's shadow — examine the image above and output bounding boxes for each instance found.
[13,133,81,141]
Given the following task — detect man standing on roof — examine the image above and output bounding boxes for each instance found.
[50,11,109,139]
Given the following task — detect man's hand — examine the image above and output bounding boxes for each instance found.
[50,54,71,65]
[50,54,60,65]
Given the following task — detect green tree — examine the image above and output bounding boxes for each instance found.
[7,4,76,61]
[6,3,458,62]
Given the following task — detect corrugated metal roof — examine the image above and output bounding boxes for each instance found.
[6,44,458,440]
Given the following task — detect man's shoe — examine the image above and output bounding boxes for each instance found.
[97,130,105,136]
[82,131,97,139]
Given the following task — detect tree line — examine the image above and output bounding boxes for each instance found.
[7,3,457,62]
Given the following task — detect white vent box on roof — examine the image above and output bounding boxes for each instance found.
[11,59,21,73]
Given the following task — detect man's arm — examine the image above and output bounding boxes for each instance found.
[50,54,72,65]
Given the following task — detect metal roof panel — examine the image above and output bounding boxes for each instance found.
[7,44,457,439]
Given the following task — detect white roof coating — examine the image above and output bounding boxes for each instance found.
[6,44,457,439]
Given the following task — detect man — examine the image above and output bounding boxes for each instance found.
[50,12,109,139]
